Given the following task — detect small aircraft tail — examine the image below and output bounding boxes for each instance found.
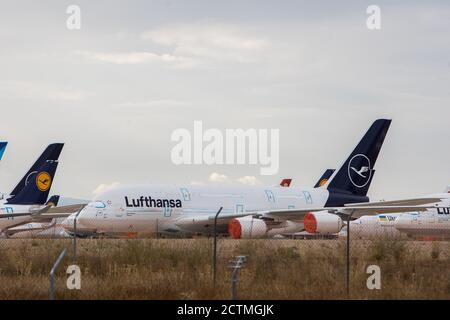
[324,119,391,206]
[46,195,60,207]
[280,179,292,187]
[0,142,7,161]
[314,169,335,188]
[10,143,64,196]
[7,160,59,205]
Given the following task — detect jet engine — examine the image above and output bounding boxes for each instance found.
[304,211,343,234]
[228,216,267,239]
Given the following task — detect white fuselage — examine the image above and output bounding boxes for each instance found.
[5,218,69,238]
[63,184,331,237]
[341,194,450,239]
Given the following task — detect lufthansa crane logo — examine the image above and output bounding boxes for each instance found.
[319,179,328,187]
[36,172,52,192]
[347,154,372,188]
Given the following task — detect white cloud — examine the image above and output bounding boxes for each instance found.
[0,81,89,101]
[141,22,268,63]
[208,172,231,183]
[114,99,189,108]
[189,180,206,186]
[237,175,262,186]
[92,182,121,195]
[76,51,195,69]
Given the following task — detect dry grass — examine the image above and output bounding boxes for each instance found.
[0,238,449,300]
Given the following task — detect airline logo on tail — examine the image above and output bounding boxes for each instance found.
[36,172,52,191]
[348,154,372,188]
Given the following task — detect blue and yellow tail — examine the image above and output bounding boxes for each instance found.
[10,143,63,196]
[7,160,59,205]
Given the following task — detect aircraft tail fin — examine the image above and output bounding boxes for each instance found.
[10,143,64,196]
[314,169,335,188]
[280,179,292,187]
[324,119,391,205]
[0,142,7,161]
[46,195,60,207]
[7,160,59,205]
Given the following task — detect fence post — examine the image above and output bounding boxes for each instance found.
[72,206,85,265]
[346,210,355,297]
[213,207,223,289]
[229,255,247,300]
[49,248,67,300]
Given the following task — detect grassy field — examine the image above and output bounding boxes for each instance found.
[0,238,449,300]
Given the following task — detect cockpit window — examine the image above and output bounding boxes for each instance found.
[88,201,106,209]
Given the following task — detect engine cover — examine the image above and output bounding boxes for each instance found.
[304,211,343,234]
[228,216,268,239]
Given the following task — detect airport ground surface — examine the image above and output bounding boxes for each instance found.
[0,238,449,300]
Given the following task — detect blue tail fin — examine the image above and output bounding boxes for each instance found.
[7,160,59,205]
[10,143,63,196]
[46,195,60,207]
[0,142,8,161]
[325,119,391,206]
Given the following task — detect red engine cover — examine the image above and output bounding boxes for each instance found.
[228,218,242,239]
[304,212,317,233]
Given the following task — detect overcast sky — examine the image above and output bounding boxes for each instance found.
[0,0,448,200]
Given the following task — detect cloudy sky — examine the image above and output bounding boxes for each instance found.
[0,0,448,200]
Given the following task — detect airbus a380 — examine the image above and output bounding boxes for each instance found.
[62,119,445,238]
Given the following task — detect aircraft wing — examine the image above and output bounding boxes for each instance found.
[174,204,445,227]
[45,204,86,214]
[175,212,252,227]
[344,198,443,207]
[263,205,441,220]
[0,204,86,219]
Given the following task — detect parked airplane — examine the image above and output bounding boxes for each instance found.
[0,143,83,233]
[3,218,70,238]
[335,189,450,240]
[62,119,444,239]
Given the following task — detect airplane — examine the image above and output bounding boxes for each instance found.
[0,143,83,233]
[334,188,450,240]
[3,218,70,238]
[0,196,89,239]
[61,119,445,239]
